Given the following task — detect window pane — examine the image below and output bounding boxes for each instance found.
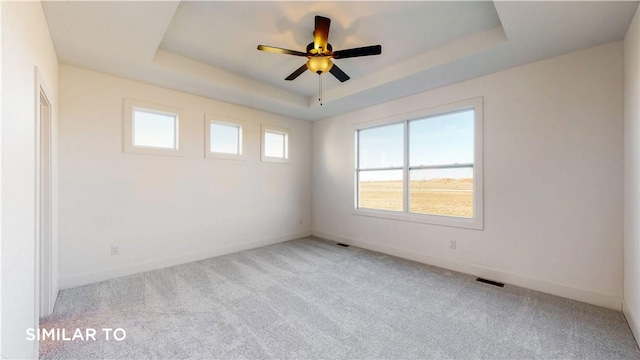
[265,131,286,158]
[409,110,473,167]
[358,170,403,212]
[210,122,240,154]
[410,168,473,218]
[358,123,403,169]
[133,110,176,149]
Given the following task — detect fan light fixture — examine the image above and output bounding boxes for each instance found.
[257,15,382,106]
[306,57,333,74]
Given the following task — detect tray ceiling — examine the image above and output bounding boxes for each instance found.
[42,1,638,121]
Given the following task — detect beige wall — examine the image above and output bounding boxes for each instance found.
[1,2,634,357]
[1,1,59,358]
[58,65,312,288]
[624,5,640,344]
[312,41,624,309]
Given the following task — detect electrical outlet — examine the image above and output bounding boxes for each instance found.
[449,240,456,250]
[111,245,120,255]
[298,218,303,225]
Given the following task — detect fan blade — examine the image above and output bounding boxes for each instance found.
[313,16,331,53]
[257,45,307,57]
[329,63,350,82]
[334,45,382,59]
[285,64,309,81]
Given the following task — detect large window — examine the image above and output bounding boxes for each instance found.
[354,98,483,229]
[123,99,183,156]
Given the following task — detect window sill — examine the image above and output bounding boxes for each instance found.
[205,152,246,161]
[261,156,290,163]
[352,208,483,230]
[124,145,184,157]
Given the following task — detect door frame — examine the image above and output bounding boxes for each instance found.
[35,67,54,319]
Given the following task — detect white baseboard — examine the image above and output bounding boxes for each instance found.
[312,230,622,310]
[624,299,640,348]
[60,231,311,290]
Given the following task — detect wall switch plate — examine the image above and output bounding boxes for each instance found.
[449,240,456,250]
[298,219,303,225]
[111,245,120,255]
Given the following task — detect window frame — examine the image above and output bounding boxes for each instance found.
[261,124,290,163]
[123,98,183,157]
[353,97,483,230]
[204,114,246,160]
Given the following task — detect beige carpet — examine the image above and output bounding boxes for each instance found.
[40,237,640,359]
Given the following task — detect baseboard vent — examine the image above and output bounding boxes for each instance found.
[336,243,350,247]
[476,278,504,287]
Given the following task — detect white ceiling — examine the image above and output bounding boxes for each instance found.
[42,1,638,121]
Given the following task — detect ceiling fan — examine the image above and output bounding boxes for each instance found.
[257,15,382,84]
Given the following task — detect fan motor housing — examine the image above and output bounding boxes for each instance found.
[307,42,333,56]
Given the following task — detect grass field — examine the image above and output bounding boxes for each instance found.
[359,178,473,218]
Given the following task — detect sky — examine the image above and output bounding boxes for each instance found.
[358,109,474,181]
[133,111,290,159]
[132,108,472,174]
[210,122,240,154]
[133,110,177,149]
[264,131,287,158]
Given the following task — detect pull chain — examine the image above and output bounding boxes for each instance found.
[318,74,323,106]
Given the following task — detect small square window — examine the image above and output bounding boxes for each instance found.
[133,109,177,149]
[261,125,290,163]
[205,114,245,160]
[265,132,286,158]
[123,99,183,156]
